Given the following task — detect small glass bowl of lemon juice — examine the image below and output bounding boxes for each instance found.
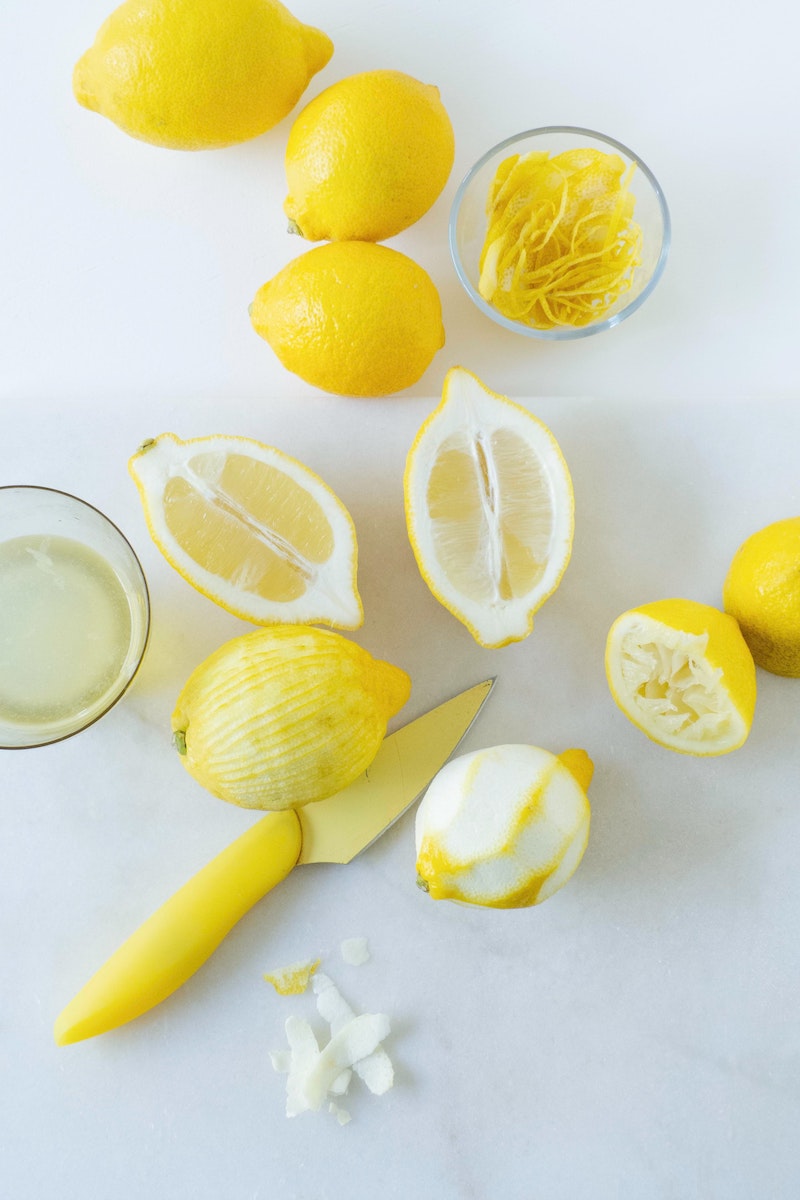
[0,487,150,749]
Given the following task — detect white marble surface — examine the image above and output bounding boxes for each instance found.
[3,1,800,1198]
[2,396,800,1199]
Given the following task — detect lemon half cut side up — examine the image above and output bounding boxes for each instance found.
[605,598,757,756]
[404,367,574,648]
[129,432,363,629]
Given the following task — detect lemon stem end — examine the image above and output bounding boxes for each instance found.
[558,748,593,793]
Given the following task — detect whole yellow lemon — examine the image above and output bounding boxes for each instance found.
[723,517,800,676]
[249,241,445,396]
[73,0,333,150]
[284,69,455,241]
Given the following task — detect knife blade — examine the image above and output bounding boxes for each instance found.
[54,678,494,1045]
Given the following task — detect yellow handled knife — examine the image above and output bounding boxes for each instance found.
[55,678,494,1046]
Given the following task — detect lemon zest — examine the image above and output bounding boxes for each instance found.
[478,148,643,329]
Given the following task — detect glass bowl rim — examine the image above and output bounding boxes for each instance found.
[448,124,672,341]
[0,484,152,750]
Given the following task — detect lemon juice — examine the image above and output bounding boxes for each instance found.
[0,534,134,732]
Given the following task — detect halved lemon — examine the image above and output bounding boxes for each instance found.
[403,366,574,648]
[605,598,757,755]
[129,433,363,628]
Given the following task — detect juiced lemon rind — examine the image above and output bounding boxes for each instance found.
[605,601,755,756]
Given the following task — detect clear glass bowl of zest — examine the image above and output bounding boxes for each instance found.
[449,126,671,340]
[0,487,150,749]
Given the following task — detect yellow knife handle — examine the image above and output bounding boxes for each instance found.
[54,809,302,1046]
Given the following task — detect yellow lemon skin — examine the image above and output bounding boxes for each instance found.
[172,625,411,810]
[250,241,445,396]
[415,746,592,910]
[605,598,757,756]
[73,0,333,150]
[284,69,455,242]
[723,518,800,677]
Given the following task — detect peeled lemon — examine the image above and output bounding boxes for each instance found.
[284,69,455,242]
[129,432,362,629]
[250,242,445,396]
[173,626,411,810]
[404,366,574,647]
[605,598,757,755]
[415,745,592,909]
[723,517,800,677]
[73,0,333,150]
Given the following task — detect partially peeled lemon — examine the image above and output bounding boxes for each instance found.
[173,626,410,810]
[415,744,592,909]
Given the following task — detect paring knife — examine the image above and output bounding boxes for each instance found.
[54,678,494,1046]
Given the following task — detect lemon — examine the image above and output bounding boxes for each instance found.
[73,0,333,150]
[284,70,455,242]
[129,432,362,628]
[250,242,445,396]
[403,366,574,648]
[173,625,411,810]
[605,598,757,755]
[723,518,800,676]
[415,745,592,909]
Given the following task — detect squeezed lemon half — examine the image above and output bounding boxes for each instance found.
[130,432,362,629]
[605,598,757,755]
[404,366,574,648]
[415,744,592,909]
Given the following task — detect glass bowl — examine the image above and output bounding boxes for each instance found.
[0,487,150,749]
[449,126,671,340]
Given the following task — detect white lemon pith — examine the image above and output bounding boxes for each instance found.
[404,367,574,648]
[605,599,757,755]
[129,432,362,629]
[74,0,333,150]
[172,625,411,810]
[415,745,592,909]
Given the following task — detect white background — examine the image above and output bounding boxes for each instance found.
[2,2,800,1198]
